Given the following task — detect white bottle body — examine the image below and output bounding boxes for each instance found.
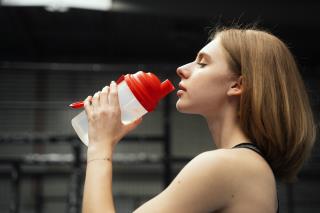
[71,81,148,146]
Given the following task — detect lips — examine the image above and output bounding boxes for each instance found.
[178,82,187,91]
[177,82,186,97]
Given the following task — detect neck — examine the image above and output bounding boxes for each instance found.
[204,105,251,149]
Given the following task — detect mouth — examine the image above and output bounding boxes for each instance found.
[177,82,186,97]
[178,82,187,91]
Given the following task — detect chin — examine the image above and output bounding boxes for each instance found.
[176,99,186,112]
[176,100,196,114]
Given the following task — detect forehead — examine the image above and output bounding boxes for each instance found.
[198,37,223,58]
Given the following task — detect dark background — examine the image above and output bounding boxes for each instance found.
[1,0,320,66]
[0,1,319,213]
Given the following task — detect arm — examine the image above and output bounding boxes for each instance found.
[133,150,235,213]
[82,144,115,213]
[82,81,142,213]
[81,81,235,213]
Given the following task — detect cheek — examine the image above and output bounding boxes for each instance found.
[193,74,227,95]
[189,76,230,106]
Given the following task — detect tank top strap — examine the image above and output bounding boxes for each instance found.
[232,142,264,157]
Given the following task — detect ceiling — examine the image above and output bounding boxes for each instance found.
[1,0,320,66]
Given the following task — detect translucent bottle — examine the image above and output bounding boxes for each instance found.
[71,71,175,146]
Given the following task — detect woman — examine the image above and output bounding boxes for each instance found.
[82,27,316,213]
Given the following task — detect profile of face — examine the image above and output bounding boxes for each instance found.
[176,36,242,118]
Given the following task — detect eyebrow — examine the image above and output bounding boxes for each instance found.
[196,52,212,62]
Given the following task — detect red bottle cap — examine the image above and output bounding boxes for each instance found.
[118,71,175,112]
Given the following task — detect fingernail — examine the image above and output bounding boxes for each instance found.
[111,81,116,86]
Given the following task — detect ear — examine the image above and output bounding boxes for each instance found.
[227,76,243,97]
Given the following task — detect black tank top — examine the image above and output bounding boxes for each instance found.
[232,143,279,213]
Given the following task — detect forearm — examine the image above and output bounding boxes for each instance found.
[82,146,115,213]
[81,80,141,213]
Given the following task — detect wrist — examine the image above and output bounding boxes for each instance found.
[87,142,114,160]
[87,156,112,164]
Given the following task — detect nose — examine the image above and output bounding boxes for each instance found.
[176,63,191,79]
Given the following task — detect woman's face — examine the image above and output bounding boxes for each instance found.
[176,37,238,117]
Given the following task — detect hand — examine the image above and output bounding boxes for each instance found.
[84,81,142,155]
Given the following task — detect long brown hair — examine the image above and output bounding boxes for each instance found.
[210,27,317,182]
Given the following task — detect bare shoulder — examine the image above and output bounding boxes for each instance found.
[182,149,251,179]
[133,150,239,213]
[197,148,277,212]
[190,148,273,178]
[204,148,277,212]
[133,149,277,213]
[199,148,276,190]
[202,148,275,174]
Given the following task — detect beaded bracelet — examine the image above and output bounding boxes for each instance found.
[87,157,112,164]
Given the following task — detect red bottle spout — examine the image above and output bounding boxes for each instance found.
[69,101,84,109]
[160,79,175,99]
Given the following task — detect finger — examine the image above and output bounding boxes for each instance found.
[84,96,93,117]
[109,81,120,107]
[92,91,101,108]
[100,85,110,105]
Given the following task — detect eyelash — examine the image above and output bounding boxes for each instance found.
[197,62,207,68]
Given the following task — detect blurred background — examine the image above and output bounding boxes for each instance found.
[0,0,319,212]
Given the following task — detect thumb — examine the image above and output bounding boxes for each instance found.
[123,117,143,133]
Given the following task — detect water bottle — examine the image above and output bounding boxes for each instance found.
[70,71,175,146]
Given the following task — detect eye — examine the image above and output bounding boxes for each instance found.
[197,62,207,68]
